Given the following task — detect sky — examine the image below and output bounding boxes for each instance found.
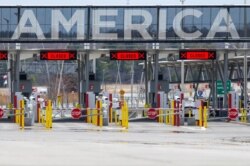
[0,0,248,6]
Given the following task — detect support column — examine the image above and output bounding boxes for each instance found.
[223,51,229,109]
[145,56,149,104]
[154,52,159,107]
[82,52,89,106]
[212,60,216,109]
[13,51,20,99]
[181,43,185,91]
[8,53,13,103]
[244,50,248,109]
[78,53,82,106]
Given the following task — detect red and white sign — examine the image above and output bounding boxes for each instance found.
[0,108,4,118]
[147,108,158,119]
[228,108,238,120]
[71,108,81,119]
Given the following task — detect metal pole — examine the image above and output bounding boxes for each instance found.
[180,0,185,91]
[212,60,216,109]
[244,0,248,109]
[145,56,149,104]
[244,50,248,108]
[78,53,82,105]
[223,52,228,109]
[85,52,90,93]
[14,51,20,95]
[130,61,134,108]
[154,53,159,107]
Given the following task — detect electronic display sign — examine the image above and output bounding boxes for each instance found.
[40,51,77,60]
[179,50,216,60]
[110,51,146,60]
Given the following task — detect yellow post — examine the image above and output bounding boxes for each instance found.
[122,101,128,129]
[159,109,163,123]
[20,100,25,129]
[198,106,202,127]
[165,110,169,124]
[45,103,49,129]
[48,100,52,128]
[240,108,243,122]
[114,110,117,125]
[91,109,94,125]
[87,108,91,123]
[203,106,208,128]
[38,108,41,123]
[99,101,103,127]
[171,100,175,126]
[189,109,192,118]
[244,109,247,123]
[161,110,164,123]
[15,109,18,124]
[126,102,129,129]
[41,108,45,125]
[121,103,124,127]
[110,107,113,123]
[93,109,96,126]
[57,95,61,107]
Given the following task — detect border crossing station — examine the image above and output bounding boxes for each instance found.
[0,5,250,166]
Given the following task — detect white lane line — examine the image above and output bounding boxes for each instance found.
[181,126,207,131]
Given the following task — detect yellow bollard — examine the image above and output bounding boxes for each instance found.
[240,108,243,122]
[93,109,97,126]
[57,95,61,107]
[158,109,161,123]
[122,102,129,129]
[42,109,45,125]
[244,109,247,123]
[189,109,192,118]
[48,100,52,128]
[91,109,94,125]
[198,106,202,127]
[114,110,117,125]
[121,103,125,127]
[203,106,208,128]
[126,102,129,129]
[20,100,25,129]
[38,108,41,123]
[87,108,91,123]
[99,101,103,127]
[15,109,19,124]
[165,110,169,125]
[45,104,49,128]
[110,107,113,123]
[171,101,175,126]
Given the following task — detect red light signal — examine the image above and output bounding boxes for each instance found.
[110,51,146,60]
[179,50,216,60]
[0,51,8,60]
[40,51,77,60]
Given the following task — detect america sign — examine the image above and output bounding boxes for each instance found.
[0,6,249,42]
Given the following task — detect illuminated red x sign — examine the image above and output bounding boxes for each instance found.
[40,51,77,60]
[179,50,216,60]
[110,51,146,60]
[0,51,8,60]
